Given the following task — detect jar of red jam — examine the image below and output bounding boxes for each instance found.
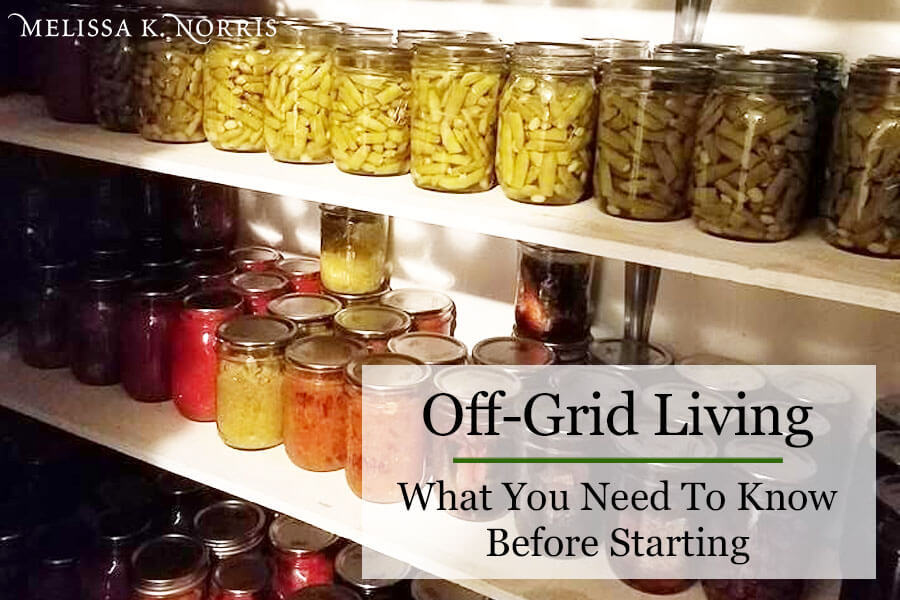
[269,516,339,600]
[131,534,209,600]
[278,258,322,294]
[81,511,152,600]
[334,307,412,354]
[70,268,132,386]
[379,289,456,335]
[120,279,190,402]
[231,272,291,316]
[702,580,804,600]
[173,181,238,250]
[230,247,283,273]
[184,260,238,292]
[387,333,467,366]
[194,500,266,563]
[410,580,486,600]
[335,543,411,600]
[344,353,428,502]
[172,290,245,422]
[288,585,362,600]
[283,335,366,471]
[268,294,343,338]
[18,260,76,369]
[209,555,269,600]
[326,286,391,307]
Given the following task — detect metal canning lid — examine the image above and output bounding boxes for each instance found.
[413,40,507,64]
[289,585,364,600]
[82,267,133,287]
[770,370,853,406]
[275,21,339,48]
[184,259,237,281]
[471,336,553,366]
[129,278,191,299]
[326,283,391,306]
[277,257,320,276]
[27,260,77,287]
[753,48,845,78]
[677,353,743,365]
[230,246,283,268]
[97,510,152,546]
[212,554,269,594]
[674,363,767,392]
[184,289,244,312]
[132,534,209,596]
[746,399,831,438]
[231,271,290,294]
[216,315,297,348]
[156,472,206,497]
[434,365,520,399]
[411,579,489,600]
[616,423,718,472]
[725,440,817,484]
[398,29,466,50]
[589,338,673,368]
[387,332,468,365]
[583,37,650,61]
[336,45,412,69]
[339,25,394,48]
[35,524,83,567]
[268,293,342,324]
[268,515,339,555]
[194,500,266,556]
[286,335,367,372]
[335,542,411,589]
[345,353,428,389]
[653,42,742,62]
[380,288,454,317]
[334,306,412,340]
[603,58,713,91]
[510,41,594,70]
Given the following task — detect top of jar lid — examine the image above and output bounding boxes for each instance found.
[129,277,190,299]
[183,289,243,312]
[583,38,651,62]
[433,365,520,398]
[286,335,367,371]
[589,338,674,369]
[654,42,742,62]
[277,257,320,276]
[184,259,237,281]
[268,293,342,323]
[511,41,594,60]
[724,440,817,484]
[413,40,507,62]
[132,534,209,596]
[380,288,454,316]
[339,25,394,47]
[289,585,364,600]
[471,336,554,366]
[769,370,852,406]
[753,48,845,77]
[345,353,428,388]
[388,333,468,366]
[194,500,266,549]
[155,472,207,497]
[216,315,297,348]
[268,515,339,555]
[27,259,77,286]
[334,306,412,339]
[411,579,489,600]
[96,510,152,546]
[335,542,411,589]
[851,56,900,91]
[34,523,84,567]
[212,555,269,594]
[186,245,229,261]
[676,353,744,365]
[397,29,467,50]
[615,422,718,470]
[640,383,734,427]
[231,271,290,294]
[82,266,133,286]
[230,246,283,267]
[603,58,713,87]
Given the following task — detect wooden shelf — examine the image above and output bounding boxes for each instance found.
[0,95,897,313]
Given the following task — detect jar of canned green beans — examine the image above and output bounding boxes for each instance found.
[691,55,817,241]
[824,57,900,257]
[398,30,467,51]
[411,41,507,193]
[137,12,207,143]
[91,4,142,132]
[496,43,596,205]
[264,22,339,163]
[596,60,712,220]
[331,45,412,176]
[583,38,651,62]
[653,42,742,65]
[203,18,271,152]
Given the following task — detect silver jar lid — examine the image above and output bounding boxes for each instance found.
[345,353,428,389]
[285,335,367,372]
[268,515,339,555]
[230,246,283,269]
[334,306,412,340]
[380,288,455,317]
[387,332,467,365]
[335,542,411,590]
[212,554,269,595]
[193,500,266,559]
[277,257,320,277]
[471,336,553,366]
[132,534,209,597]
[216,315,297,349]
[231,271,291,294]
[268,293,342,325]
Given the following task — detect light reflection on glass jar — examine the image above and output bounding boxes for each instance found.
[334,306,411,354]
[379,289,455,335]
[268,516,338,600]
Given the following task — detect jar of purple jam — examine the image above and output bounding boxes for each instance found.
[70,268,132,385]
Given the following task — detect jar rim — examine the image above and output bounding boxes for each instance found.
[231,271,290,294]
[387,332,468,365]
[212,555,269,594]
[413,40,507,63]
[334,306,412,339]
[603,58,713,85]
[268,515,339,555]
[129,278,190,299]
[193,500,267,552]
[471,336,554,366]
[285,334,367,371]
[277,256,320,276]
[335,543,412,589]
[335,44,412,64]
[184,289,244,312]
[216,315,297,348]
[512,41,594,59]
[132,534,209,596]
[379,288,454,316]
[345,353,428,389]
[230,245,282,266]
[323,282,391,305]
[268,293,342,323]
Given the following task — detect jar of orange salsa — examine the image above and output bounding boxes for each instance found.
[344,353,428,502]
[379,288,456,335]
[283,335,366,471]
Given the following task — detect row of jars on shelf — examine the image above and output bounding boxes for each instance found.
[26,3,900,257]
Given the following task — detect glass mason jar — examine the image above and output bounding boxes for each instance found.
[331,45,413,176]
[184,260,238,292]
[91,4,142,132]
[514,242,595,344]
[173,181,239,250]
[496,42,595,205]
[81,511,151,600]
[230,246,283,273]
[216,315,297,449]
[18,260,75,369]
[338,27,394,48]
[194,500,267,562]
[411,580,487,600]
[155,472,214,534]
[335,543,411,600]
[265,22,339,163]
[379,288,456,335]
[327,287,390,308]
[0,526,26,600]
[824,58,900,257]
[702,580,804,600]
[209,555,268,600]
[410,41,506,192]
[277,258,322,294]
[283,335,366,471]
[334,306,412,354]
[138,13,207,143]
[172,290,245,422]
[29,525,84,600]
[87,166,133,249]
[131,534,209,600]
[397,30,466,51]
[267,293,343,338]
[203,20,271,152]
[344,353,428,502]
[231,272,291,315]
[42,2,94,123]
[596,60,712,221]
[691,55,817,241]
[268,516,338,600]
[120,279,190,403]
[320,205,390,295]
[133,172,172,241]
[70,268,132,386]
[387,332,468,366]
[653,42,743,65]
[582,38,651,62]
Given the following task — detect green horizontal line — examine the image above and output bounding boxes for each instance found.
[452,457,783,464]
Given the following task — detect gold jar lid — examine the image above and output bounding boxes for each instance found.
[471,336,553,366]
[285,334,366,372]
[267,293,342,325]
[345,352,428,389]
[334,306,411,340]
[387,332,467,365]
[216,315,296,348]
[379,288,453,317]
[231,272,290,294]
[268,515,339,555]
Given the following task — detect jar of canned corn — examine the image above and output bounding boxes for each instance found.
[411,41,506,193]
[138,12,207,142]
[497,42,596,205]
[331,45,413,176]
[264,21,339,163]
[203,18,272,152]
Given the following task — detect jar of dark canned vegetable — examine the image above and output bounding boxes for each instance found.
[43,3,94,123]
[18,260,75,369]
[174,181,239,250]
[70,268,132,385]
[91,4,143,132]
